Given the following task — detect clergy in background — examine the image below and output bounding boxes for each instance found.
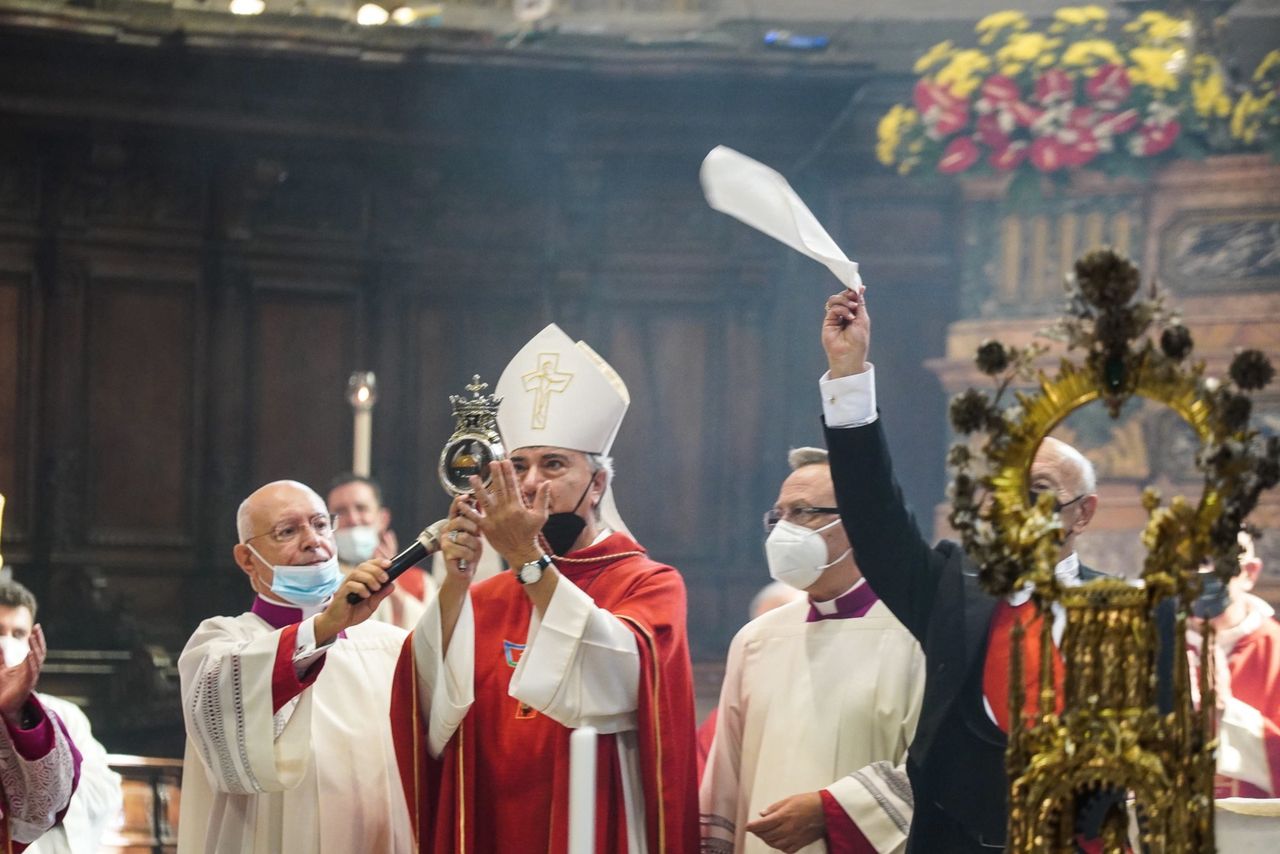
[1193,530,1280,798]
[177,480,413,853]
[0,609,79,852]
[389,323,699,853]
[0,580,122,854]
[328,472,435,630]
[700,447,924,854]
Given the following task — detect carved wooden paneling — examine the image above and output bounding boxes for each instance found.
[0,272,27,544]
[85,275,196,547]
[607,313,712,555]
[251,289,359,490]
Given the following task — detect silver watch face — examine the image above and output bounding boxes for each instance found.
[518,560,545,584]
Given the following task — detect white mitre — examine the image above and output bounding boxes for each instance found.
[496,323,631,536]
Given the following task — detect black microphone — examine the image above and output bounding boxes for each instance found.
[346,520,447,605]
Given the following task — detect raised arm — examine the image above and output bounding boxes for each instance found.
[821,289,944,641]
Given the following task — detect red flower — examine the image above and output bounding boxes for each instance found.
[1134,120,1181,157]
[1059,128,1100,167]
[980,75,1021,106]
[1034,69,1074,105]
[938,137,980,173]
[1067,106,1096,129]
[934,104,970,136]
[989,141,1029,171]
[975,113,1010,149]
[1096,109,1140,137]
[1085,64,1132,109]
[1030,136,1069,171]
[914,79,964,115]
[1010,101,1045,128]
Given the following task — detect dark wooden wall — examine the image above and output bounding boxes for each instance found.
[0,26,957,667]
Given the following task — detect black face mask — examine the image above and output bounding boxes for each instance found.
[541,478,594,556]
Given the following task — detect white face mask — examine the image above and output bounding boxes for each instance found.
[246,544,342,608]
[765,518,851,591]
[0,635,30,667]
[334,525,380,564]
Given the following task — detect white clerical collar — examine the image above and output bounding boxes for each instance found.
[590,527,613,547]
[811,577,866,615]
[1007,553,1082,606]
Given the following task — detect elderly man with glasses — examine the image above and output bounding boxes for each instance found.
[176,479,413,854]
[700,447,925,854]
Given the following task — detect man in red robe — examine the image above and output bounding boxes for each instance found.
[1200,531,1280,798]
[390,323,698,853]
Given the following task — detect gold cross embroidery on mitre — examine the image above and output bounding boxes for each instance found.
[522,353,574,430]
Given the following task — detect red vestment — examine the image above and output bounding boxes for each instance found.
[1220,614,1280,797]
[390,532,699,853]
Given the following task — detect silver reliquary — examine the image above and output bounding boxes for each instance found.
[438,375,505,496]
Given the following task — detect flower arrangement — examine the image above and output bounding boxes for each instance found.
[876,6,1280,186]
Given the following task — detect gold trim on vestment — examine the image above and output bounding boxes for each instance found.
[615,614,665,854]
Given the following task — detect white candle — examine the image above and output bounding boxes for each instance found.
[568,726,597,854]
[353,408,372,477]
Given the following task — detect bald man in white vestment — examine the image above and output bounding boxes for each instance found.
[701,448,924,854]
[177,480,412,854]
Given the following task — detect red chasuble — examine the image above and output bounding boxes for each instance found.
[390,532,699,853]
[1219,615,1280,797]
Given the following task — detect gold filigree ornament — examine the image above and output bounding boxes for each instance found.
[947,248,1280,852]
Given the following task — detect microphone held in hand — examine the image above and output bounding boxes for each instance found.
[345,520,447,605]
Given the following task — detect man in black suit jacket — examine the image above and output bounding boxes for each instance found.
[817,288,1132,852]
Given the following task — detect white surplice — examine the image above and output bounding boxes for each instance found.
[701,597,925,854]
[26,694,122,854]
[177,610,412,854]
[0,698,78,847]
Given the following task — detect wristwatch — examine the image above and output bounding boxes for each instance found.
[516,554,553,585]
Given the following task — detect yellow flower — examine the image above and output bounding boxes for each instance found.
[876,105,918,166]
[913,40,956,75]
[976,11,1030,46]
[1000,63,1025,77]
[1124,11,1190,44]
[1052,6,1108,30]
[1192,71,1232,119]
[1231,92,1261,143]
[936,49,992,96]
[1061,39,1123,68]
[1254,49,1280,82]
[1129,47,1181,91]
[997,32,1062,65]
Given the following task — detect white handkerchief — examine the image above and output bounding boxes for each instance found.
[700,145,863,292]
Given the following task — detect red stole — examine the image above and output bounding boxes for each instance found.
[1218,616,1280,797]
[982,600,1065,732]
[389,533,699,853]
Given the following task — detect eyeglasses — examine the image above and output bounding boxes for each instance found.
[763,506,840,534]
[1028,490,1086,513]
[247,513,338,544]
